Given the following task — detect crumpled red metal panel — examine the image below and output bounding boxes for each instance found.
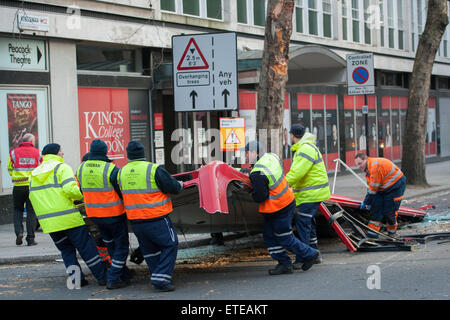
[175,161,251,214]
[329,194,427,220]
[173,161,427,220]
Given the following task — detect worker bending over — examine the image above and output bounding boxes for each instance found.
[29,143,106,287]
[244,141,319,275]
[355,153,406,236]
[76,139,132,289]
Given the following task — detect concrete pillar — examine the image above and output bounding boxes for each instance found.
[48,40,80,171]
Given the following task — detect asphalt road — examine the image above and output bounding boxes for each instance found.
[0,191,449,305]
[0,237,449,300]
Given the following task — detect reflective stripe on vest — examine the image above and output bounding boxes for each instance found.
[9,144,40,185]
[37,208,80,221]
[119,162,172,220]
[77,161,124,218]
[30,163,64,192]
[367,157,404,192]
[292,144,329,195]
[29,161,85,233]
[295,143,323,165]
[251,153,294,213]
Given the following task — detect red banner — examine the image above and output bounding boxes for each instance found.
[7,93,39,151]
[78,88,130,167]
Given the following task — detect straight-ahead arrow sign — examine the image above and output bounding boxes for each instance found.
[190,90,198,109]
[222,89,230,108]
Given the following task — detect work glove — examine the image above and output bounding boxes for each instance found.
[178,180,184,189]
[360,201,371,210]
[129,247,144,265]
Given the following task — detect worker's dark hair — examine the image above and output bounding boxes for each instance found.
[355,153,368,160]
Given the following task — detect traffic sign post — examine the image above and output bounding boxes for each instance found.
[172,32,238,112]
[347,53,375,156]
[346,53,374,95]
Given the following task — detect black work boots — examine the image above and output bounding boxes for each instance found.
[268,263,293,275]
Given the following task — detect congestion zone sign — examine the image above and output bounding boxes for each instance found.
[346,53,375,95]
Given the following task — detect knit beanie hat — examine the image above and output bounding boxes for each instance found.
[42,143,61,155]
[90,139,108,156]
[289,124,305,138]
[126,141,146,160]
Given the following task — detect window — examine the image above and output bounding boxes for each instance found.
[160,0,223,20]
[363,0,370,44]
[253,0,266,26]
[397,0,404,50]
[295,0,304,33]
[379,1,384,47]
[308,0,318,35]
[207,0,222,19]
[381,71,407,88]
[161,0,175,11]
[322,0,332,38]
[417,0,424,35]
[183,0,200,16]
[352,0,360,43]
[76,44,140,73]
[410,0,416,51]
[387,0,394,48]
[302,0,332,38]
[237,0,248,23]
[236,0,266,27]
[342,0,348,40]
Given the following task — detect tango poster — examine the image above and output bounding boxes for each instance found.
[7,93,39,151]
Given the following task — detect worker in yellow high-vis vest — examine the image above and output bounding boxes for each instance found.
[29,143,106,287]
[287,124,330,269]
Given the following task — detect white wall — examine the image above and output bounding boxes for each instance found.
[48,40,80,172]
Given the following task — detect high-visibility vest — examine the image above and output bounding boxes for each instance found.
[286,135,330,206]
[118,161,172,220]
[250,153,295,213]
[29,154,85,233]
[366,157,404,194]
[76,160,124,218]
[8,142,41,186]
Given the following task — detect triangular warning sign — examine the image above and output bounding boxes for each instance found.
[225,130,241,144]
[177,38,209,71]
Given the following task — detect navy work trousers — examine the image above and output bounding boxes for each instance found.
[369,176,406,227]
[131,216,178,289]
[95,216,131,284]
[50,225,106,284]
[294,201,321,262]
[263,201,316,266]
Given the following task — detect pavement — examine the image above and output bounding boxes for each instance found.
[0,160,449,265]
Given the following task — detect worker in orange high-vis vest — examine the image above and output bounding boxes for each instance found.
[76,139,132,290]
[118,141,184,292]
[245,141,319,276]
[355,153,406,237]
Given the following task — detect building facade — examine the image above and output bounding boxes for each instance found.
[0,0,449,204]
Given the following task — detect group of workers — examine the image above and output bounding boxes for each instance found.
[7,123,407,290]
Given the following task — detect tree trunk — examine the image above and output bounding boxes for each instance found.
[257,0,294,158]
[401,0,448,186]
